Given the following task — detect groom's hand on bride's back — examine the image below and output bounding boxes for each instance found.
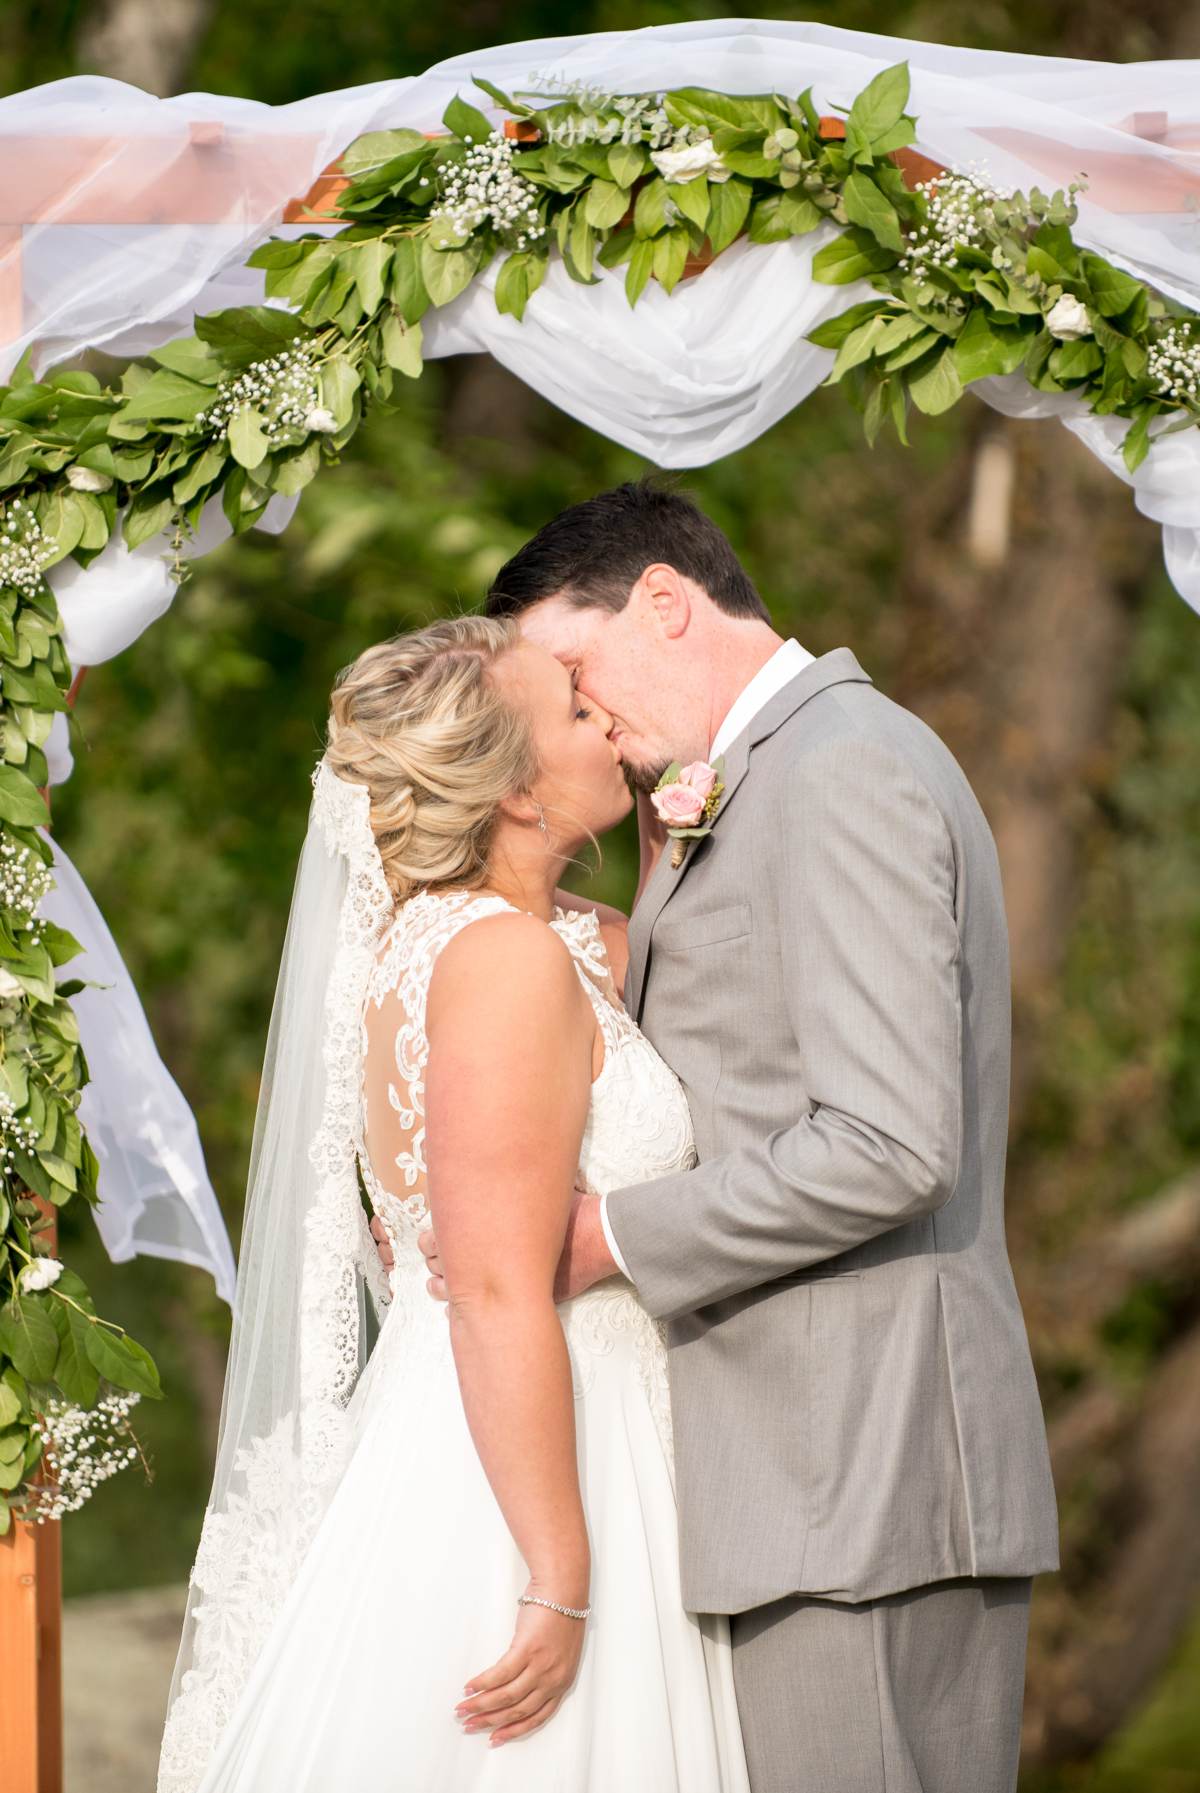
[399,1190,620,1305]
[369,1213,394,1272]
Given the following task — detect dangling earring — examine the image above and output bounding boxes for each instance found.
[535,802,550,840]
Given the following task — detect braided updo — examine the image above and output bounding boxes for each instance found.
[325,616,538,902]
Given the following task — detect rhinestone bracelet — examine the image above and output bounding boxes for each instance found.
[517,1593,592,1621]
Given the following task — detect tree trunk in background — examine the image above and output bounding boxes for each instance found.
[898,415,1154,1130]
[77,0,215,97]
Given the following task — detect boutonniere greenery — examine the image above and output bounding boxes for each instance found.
[651,757,726,868]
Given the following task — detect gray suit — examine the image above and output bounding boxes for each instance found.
[606,649,1058,1791]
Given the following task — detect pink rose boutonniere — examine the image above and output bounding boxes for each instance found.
[651,757,726,868]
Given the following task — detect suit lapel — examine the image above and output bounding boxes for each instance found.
[625,648,872,1019]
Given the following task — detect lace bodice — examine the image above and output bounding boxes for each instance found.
[358,887,697,1270]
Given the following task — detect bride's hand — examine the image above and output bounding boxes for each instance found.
[454,1589,587,1747]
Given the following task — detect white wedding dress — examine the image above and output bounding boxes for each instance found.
[169,887,750,1793]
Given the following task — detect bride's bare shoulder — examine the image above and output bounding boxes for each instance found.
[426,909,582,1029]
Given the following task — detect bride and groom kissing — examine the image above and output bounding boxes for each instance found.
[159,479,1058,1793]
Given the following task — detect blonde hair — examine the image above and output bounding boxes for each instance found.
[325,616,538,902]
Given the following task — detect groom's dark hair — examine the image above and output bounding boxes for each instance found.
[485,479,770,622]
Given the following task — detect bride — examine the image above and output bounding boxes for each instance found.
[157,615,750,1791]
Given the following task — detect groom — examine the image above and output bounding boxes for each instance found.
[379,480,1059,1792]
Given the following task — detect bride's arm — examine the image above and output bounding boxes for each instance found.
[423,913,595,1744]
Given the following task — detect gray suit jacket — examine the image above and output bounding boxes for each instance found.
[606,648,1059,1614]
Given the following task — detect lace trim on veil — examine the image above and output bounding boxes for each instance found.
[157,763,395,1793]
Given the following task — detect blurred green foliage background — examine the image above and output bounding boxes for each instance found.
[3,1,1199,1786]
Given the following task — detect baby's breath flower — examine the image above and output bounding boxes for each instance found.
[900,165,1008,284]
[0,839,52,947]
[0,1089,40,1169]
[436,131,544,248]
[1148,322,1200,407]
[195,344,322,445]
[0,500,52,601]
[23,1388,143,1522]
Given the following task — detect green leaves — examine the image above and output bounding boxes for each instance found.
[83,1324,165,1400]
[812,228,898,285]
[844,61,911,162]
[228,407,269,470]
[0,766,49,829]
[842,172,903,252]
[494,252,549,323]
[442,93,494,147]
[1082,253,1145,320]
[584,178,631,231]
[908,344,964,415]
[381,311,424,376]
[421,240,478,308]
[112,368,214,423]
[952,308,1033,384]
[706,178,753,255]
[0,1296,58,1384]
[194,304,308,367]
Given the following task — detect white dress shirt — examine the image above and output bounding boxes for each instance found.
[599,639,816,1279]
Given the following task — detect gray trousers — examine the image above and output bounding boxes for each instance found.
[728,1577,1032,1793]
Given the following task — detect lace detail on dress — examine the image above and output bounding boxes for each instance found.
[359,894,694,1469]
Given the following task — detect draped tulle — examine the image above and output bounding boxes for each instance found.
[3,21,1199,611]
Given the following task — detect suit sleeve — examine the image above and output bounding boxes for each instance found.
[603,736,965,1323]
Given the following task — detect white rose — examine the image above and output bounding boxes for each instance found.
[66,464,113,493]
[0,966,23,1000]
[650,139,731,184]
[1045,295,1092,340]
[304,407,339,434]
[20,1257,63,1293]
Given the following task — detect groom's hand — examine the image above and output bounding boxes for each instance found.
[417,1190,620,1305]
[369,1214,394,1271]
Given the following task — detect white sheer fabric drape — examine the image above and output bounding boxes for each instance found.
[3,21,1197,617]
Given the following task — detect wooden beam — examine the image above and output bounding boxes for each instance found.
[0,1210,63,1793]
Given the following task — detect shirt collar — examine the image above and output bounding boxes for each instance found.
[709,638,815,761]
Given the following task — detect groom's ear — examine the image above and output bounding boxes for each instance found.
[637,563,692,641]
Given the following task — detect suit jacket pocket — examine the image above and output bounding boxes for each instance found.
[654,901,752,953]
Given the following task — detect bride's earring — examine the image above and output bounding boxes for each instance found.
[535,802,550,842]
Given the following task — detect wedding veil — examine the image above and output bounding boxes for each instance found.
[157,760,396,1793]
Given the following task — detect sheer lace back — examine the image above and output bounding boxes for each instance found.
[357,888,686,1271]
[359,891,637,1253]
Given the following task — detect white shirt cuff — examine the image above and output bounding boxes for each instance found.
[598,1191,634,1281]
